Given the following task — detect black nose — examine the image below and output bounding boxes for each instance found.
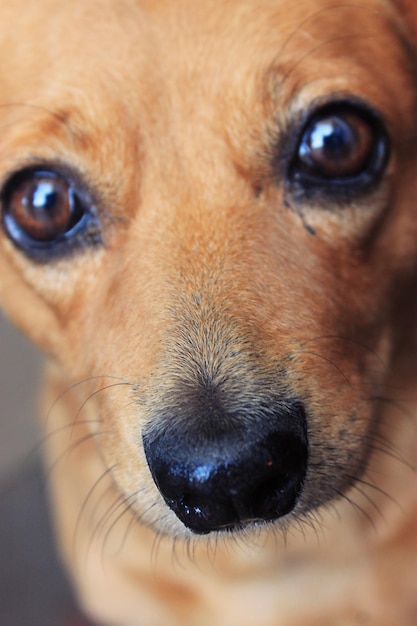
[143,401,308,534]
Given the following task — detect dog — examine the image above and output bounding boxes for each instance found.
[1,0,417,624]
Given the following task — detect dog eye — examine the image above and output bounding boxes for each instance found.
[1,168,98,255]
[291,105,387,189]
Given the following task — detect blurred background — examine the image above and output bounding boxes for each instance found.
[0,312,94,625]
[0,312,40,477]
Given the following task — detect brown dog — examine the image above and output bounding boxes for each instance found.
[1,0,417,624]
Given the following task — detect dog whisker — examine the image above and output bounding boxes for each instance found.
[299,334,389,369]
[100,492,142,564]
[374,396,417,426]
[83,491,127,569]
[293,509,326,547]
[345,481,386,523]
[16,419,102,479]
[42,375,131,430]
[43,430,108,486]
[270,3,379,69]
[69,382,132,438]
[72,464,118,557]
[345,474,403,514]
[290,349,352,385]
[279,33,378,88]
[114,504,144,558]
[333,487,378,532]
[360,434,412,469]
[148,511,171,569]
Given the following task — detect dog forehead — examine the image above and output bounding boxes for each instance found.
[0,0,413,233]
[0,0,410,176]
[0,0,408,101]
[0,2,410,132]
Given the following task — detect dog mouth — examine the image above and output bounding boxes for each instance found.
[143,391,309,535]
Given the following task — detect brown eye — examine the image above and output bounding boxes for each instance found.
[299,113,373,177]
[3,171,80,242]
[292,104,388,189]
[1,168,98,257]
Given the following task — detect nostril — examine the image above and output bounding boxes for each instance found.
[173,492,238,534]
[248,471,302,522]
[251,475,289,515]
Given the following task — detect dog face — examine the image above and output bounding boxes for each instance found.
[0,0,417,539]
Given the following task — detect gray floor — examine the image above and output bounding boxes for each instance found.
[0,313,95,625]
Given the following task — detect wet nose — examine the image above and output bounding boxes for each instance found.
[143,401,308,534]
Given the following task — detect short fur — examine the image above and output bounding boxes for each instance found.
[1,1,417,624]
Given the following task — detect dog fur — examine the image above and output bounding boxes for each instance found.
[1,0,417,624]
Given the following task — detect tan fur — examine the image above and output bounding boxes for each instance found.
[1,0,417,624]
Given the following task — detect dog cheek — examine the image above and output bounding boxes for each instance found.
[0,247,64,354]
